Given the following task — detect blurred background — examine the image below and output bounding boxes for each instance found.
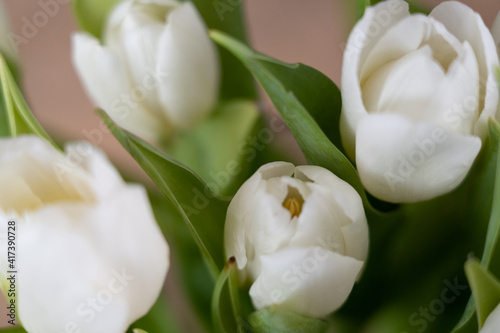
[3,0,500,178]
[1,0,500,329]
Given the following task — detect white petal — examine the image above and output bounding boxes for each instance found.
[293,166,368,263]
[294,166,363,224]
[362,39,479,136]
[0,176,42,211]
[340,0,410,158]
[71,33,166,142]
[0,136,93,212]
[17,185,168,332]
[356,114,481,203]
[105,0,178,44]
[360,14,430,84]
[224,162,295,271]
[362,45,445,118]
[157,2,219,130]
[86,185,169,322]
[481,303,500,333]
[107,0,133,31]
[426,41,480,135]
[257,161,296,180]
[64,141,124,201]
[118,20,165,113]
[231,181,297,280]
[18,220,130,333]
[340,216,369,276]
[0,136,169,331]
[430,2,500,139]
[425,16,465,71]
[289,188,346,254]
[249,247,363,318]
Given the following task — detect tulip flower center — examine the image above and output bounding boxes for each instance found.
[282,187,304,218]
[284,198,302,218]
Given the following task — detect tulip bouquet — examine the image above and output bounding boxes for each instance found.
[1,0,500,332]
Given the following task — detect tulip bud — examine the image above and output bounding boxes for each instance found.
[0,135,169,333]
[480,303,500,333]
[72,0,220,143]
[341,0,500,203]
[224,162,369,318]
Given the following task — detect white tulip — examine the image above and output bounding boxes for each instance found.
[72,0,219,143]
[341,0,500,203]
[0,136,169,333]
[0,1,16,61]
[480,303,500,333]
[224,162,369,318]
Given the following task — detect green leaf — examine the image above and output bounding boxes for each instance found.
[249,308,329,333]
[132,329,148,333]
[169,100,260,195]
[211,259,238,333]
[257,57,343,151]
[128,293,183,333]
[453,119,500,332]
[72,0,121,39]
[97,109,229,278]
[407,2,431,15]
[190,0,256,100]
[356,0,371,20]
[481,119,500,271]
[209,31,367,206]
[228,262,244,333]
[148,189,213,330]
[3,54,19,84]
[0,53,55,145]
[465,258,500,328]
[452,299,477,333]
[0,328,27,333]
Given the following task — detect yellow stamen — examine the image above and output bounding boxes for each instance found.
[284,197,302,218]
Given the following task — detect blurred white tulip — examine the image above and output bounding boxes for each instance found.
[72,0,219,143]
[0,135,169,333]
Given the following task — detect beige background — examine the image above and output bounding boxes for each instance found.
[1,0,500,329]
